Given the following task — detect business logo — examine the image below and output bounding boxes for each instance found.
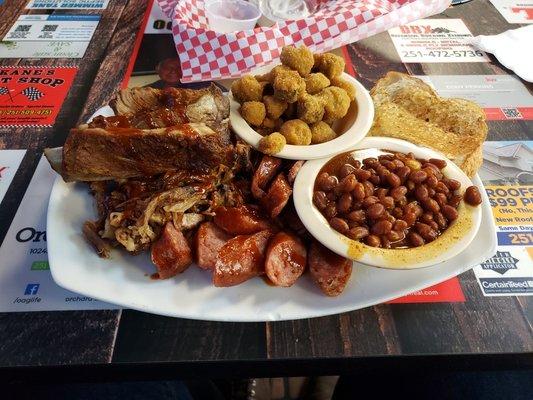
[511,7,533,21]
[13,284,42,304]
[480,251,519,274]
[398,25,456,34]
[24,283,39,295]
[15,227,46,243]
[479,278,533,294]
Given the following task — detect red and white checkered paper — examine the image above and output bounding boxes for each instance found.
[157,0,451,82]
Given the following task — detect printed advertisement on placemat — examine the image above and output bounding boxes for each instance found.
[0,150,26,204]
[489,0,533,24]
[473,141,533,296]
[389,277,465,303]
[0,14,99,58]
[0,156,118,312]
[388,19,488,63]
[0,66,77,127]
[416,75,533,121]
[26,0,109,9]
[123,0,215,91]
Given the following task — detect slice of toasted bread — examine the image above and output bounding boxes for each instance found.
[369,72,487,177]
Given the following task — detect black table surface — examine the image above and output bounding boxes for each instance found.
[0,0,532,380]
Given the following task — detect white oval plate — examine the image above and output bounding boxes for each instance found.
[293,137,483,269]
[46,109,496,322]
[229,66,374,160]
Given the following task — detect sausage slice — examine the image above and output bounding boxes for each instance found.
[287,160,304,185]
[151,222,192,279]
[265,232,307,287]
[213,205,271,235]
[251,155,283,199]
[194,221,233,270]
[214,230,272,287]
[308,241,352,296]
[260,173,292,219]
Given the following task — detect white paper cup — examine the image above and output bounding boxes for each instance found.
[206,0,261,33]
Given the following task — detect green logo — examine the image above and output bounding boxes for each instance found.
[31,261,49,270]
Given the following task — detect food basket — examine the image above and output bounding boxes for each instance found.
[156,0,451,82]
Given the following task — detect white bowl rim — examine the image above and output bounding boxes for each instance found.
[229,69,374,160]
[293,136,483,269]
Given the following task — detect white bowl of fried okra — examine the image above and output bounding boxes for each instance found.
[229,45,374,160]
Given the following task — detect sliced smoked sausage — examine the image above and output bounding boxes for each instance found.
[151,222,192,279]
[286,160,304,185]
[213,204,271,235]
[260,173,292,219]
[308,241,352,296]
[214,230,272,287]
[251,155,283,199]
[194,221,233,270]
[265,232,307,287]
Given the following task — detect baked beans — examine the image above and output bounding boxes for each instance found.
[313,151,482,249]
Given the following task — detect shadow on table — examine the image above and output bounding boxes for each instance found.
[4,370,533,399]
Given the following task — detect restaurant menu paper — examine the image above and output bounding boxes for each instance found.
[0,14,100,59]
[473,141,533,296]
[388,19,489,63]
[490,0,533,24]
[0,66,78,127]
[416,75,533,120]
[0,157,117,312]
[26,0,109,9]
[0,150,25,205]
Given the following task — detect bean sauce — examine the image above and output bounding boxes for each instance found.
[313,151,482,249]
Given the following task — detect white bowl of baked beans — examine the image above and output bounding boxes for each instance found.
[293,137,483,269]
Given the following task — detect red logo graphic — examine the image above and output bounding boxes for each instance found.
[399,25,432,34]
[511,7,533,20]
[398,25,456,35]
[0,66,78,127]
[388,277,465,303]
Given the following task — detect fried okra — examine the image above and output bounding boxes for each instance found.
[259,132,286,154]
[280,119,312,145]
[231,75,264,103]
[273,70,305,103]
[240,101,266,126]
[311,121,336,144]
[262,117,277,130]
[330,76,356,101]
[314,52,345,79]
[257,65,292,84]
[297,94,324,124]
[257,117,279,135]
[235,46,355,145]
[263,95,287,119]
[283,102,297,119]
[305,73,330,94]
[280,45,314,77]
[256,73,271,82]
[318,86,350,121]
